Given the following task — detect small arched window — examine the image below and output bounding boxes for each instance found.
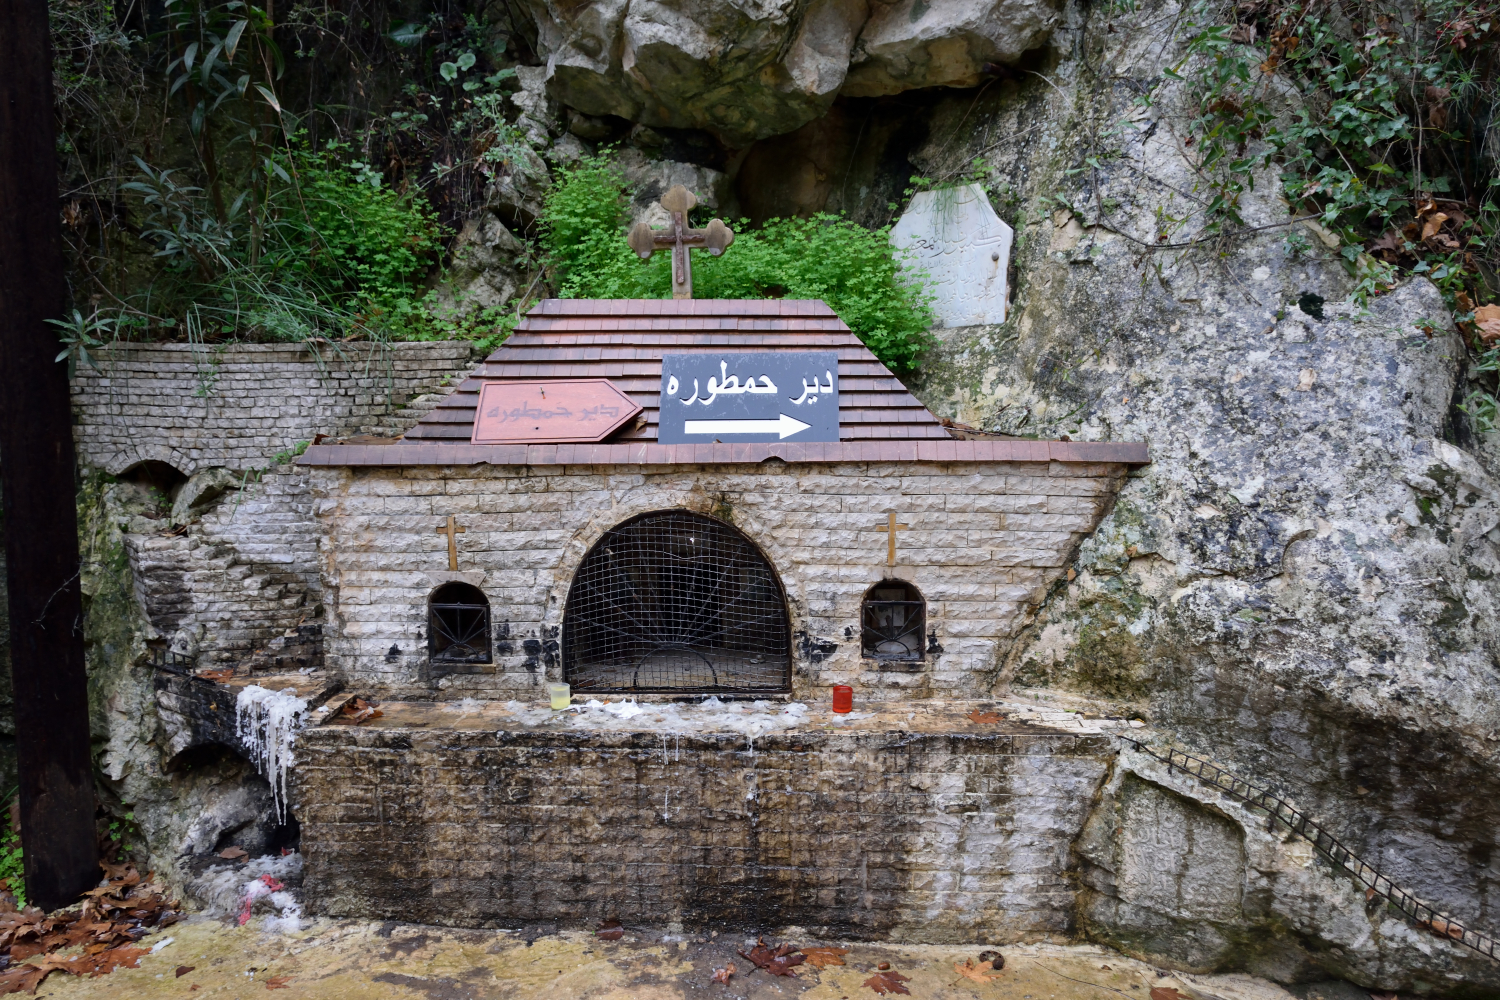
[428,582,491,664]
[861,580,925,661]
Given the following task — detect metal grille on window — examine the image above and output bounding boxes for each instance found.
[861,581,925,660]
[563,510,791,693]
[429,582,492,664]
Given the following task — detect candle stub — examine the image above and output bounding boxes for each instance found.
[832,685,853,714]
[548,682,571,710]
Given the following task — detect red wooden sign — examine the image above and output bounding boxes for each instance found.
[470,379,642,445]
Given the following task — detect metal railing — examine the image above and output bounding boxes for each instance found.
[1117,734,1498,964]
[144,644,199,678]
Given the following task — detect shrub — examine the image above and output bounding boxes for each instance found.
[541,153,936,372]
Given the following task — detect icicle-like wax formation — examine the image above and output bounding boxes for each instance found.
[235,685,308,824]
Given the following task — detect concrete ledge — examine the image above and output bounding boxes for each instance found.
[295,702,1117,941]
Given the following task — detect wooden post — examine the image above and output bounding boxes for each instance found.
[0,0,101,910]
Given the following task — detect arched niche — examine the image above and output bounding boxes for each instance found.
[860,579,926,662]
[562,509,791,694]
[428,581,492,665]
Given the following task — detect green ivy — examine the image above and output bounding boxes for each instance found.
[542,153,936,373]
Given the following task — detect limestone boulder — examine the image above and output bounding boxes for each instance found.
[614,148,731,226]
[483,144,552,229]
[520,0,870,145]
[433,211,529,317]
[842,0,1065,96]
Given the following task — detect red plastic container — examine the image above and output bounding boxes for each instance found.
[832,685,853,714]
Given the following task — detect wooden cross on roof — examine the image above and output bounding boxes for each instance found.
[627,184,734,300]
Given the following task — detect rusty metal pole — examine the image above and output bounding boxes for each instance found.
[0,0,100,910]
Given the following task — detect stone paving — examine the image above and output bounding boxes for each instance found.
[25,916,1308,1000]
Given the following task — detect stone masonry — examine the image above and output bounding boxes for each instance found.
[66,341,478,664]
[296,709,1115,941]
[72,341,475,476]
[125,465,325,665]
[309,458,1132,697]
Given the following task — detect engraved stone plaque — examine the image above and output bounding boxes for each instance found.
[890,182,1013,328]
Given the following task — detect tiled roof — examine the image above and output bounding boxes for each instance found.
[297,299,1151,468]
[400,298,950,445]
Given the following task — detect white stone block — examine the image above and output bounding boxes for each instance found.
[890,183,1013,328]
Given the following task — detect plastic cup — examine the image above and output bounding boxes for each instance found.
[832,685,853,713]
[548,682,571,710]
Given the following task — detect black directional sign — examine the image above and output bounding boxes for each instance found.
[657,352,840,444]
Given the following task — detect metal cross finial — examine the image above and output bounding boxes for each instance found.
[626,184,734,299]
[435,515,466,571]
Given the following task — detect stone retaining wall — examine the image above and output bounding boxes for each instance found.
[296,722,1114,941]
[310,459,1131,697]
[72,341,475,476]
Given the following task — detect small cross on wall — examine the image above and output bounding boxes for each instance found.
[627,184,734,299]
[435,515,466,571]
[870,512,909,567]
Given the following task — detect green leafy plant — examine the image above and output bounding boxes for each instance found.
[1167,1,1497,417]
[542,152,936,372]
[48,308,118,375]
[0,792,24,907]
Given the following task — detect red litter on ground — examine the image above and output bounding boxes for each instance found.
[832,685,853,713]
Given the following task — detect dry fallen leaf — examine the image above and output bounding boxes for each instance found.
[967,710,1002,724]
[865,970,912,995]
[177,966,196,978]
[1151,987,1185,1000]
[596,919,624,941]
[801,947,850,969]
[266,975,293,990]
[197,668,235,683]
[954,958,1001,984]
[1367,993,1397,1000]
[738,938,804,977]
[339,697,384,725]
[218,846,249,861]
[712,962,736,985]
[1474,304,1500,343]
[1295,369,1316,392]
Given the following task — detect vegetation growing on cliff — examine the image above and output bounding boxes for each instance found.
[542,153,936,372]
[1164,0,1499,419]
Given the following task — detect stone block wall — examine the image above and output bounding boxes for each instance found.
[72,341,475,476]
[66,341,477,663]
[296,722,1115,941]
[310,459,1130,697]
[124,466,323,664]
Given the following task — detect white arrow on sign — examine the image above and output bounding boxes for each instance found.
[682,413,812,439]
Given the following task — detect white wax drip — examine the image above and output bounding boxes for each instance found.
[235,685,308,824]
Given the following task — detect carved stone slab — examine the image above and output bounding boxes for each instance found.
[471,379,641,444]
[890,182,1013,328]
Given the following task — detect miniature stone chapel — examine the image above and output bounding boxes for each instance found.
[297,186,1145,703]
[280,188,1148,935]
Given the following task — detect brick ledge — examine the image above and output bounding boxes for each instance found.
[298,439,1149,468]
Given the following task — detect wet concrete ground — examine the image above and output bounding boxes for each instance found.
[26,916,1311,1000]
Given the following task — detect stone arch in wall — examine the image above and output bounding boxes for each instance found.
[561,509,792,694]
[860,579,927,663]
[428,581,492,675]
[105,443,201,479]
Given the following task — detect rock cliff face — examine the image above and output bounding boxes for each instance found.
[896,0,1500,987]
[519,0,1060,144]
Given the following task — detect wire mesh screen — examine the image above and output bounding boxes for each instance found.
[862,582,925,661]
[429,582,492,665]
[563,510,791,693]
